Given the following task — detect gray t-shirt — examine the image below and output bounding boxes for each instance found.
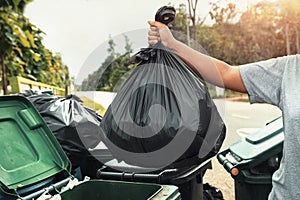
[240,54,300,199]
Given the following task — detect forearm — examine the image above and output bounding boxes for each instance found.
[147,21,247,93]
[170,40,247,93]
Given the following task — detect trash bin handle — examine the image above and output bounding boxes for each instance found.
[217,153,235,173]
[155,6,176,27]
[96,168,179,183]
[96,171,161,182]
[20,177,72,200]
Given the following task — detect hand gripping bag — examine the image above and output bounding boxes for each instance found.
[100,42,226,169]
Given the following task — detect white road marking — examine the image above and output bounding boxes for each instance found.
[232,114,250,119]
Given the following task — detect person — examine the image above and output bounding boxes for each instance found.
[147,21,300,200]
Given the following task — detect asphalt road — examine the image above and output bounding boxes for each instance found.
[203,99,282,200]
[214,99,282,148]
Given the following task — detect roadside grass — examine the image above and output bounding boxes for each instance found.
[80,96,106,116]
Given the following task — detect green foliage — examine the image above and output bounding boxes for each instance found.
[80,96,106,116]
[173,4,189,34]
[81,35,136,92]
[172,0,299,97]
[0,0,70,94]
[209,0,238,25]
[198,0,296,66]
[0,0,33,12]
[82,0,299,95]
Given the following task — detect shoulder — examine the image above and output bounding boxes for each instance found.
[240,54,300,73]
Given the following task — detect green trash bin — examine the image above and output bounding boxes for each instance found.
[0,96,180,200]
[60,180,179,200]
[217,117,283,200]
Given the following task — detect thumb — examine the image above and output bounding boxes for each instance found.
[148,21,167,28]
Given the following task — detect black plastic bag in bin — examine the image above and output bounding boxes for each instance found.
[100,42,226,169]
[26,94,102,169]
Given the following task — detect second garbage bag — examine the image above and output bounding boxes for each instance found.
[101,43,226,169]
[27,94,102,170]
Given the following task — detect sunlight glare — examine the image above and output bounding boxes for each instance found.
[210,0,279,11]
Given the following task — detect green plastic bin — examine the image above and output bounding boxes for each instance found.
[0,96,180,200]
[217,117,283,200]
[0,95,71,199]
[60,180,179,200]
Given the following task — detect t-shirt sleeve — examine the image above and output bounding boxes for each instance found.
[239,56,287,107]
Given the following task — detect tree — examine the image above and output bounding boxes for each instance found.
[187,0,198,41]
[95,36,116,91]
[81,35,135,92]
[0,3,35,94]
[278,0,300,54]
[0,0,33,12]
[200,0,287,65]
[209,0,238,25]
[0,0,70,94]
[173,3,192,46]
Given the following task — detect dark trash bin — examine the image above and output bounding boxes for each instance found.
[80,145,212,200]
[217,117,283,200]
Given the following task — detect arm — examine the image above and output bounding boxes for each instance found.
[148,21,247,93]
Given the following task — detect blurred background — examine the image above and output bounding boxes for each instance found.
[0,1,295,198]
[1,0,299,98]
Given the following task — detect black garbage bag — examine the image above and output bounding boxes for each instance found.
[26,94,102,169]
[18,89,39,97]
[100,43,226,169]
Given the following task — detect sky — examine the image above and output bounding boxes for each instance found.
[24,0,265,84]
[24,0,212,84]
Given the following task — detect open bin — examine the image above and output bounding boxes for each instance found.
[60,180,179,200]
[0,96,180,200]
[86,151,212,200]
[217,117,283,200]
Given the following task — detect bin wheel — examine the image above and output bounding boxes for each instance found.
[203,183,224,200]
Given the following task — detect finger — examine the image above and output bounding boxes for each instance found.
[148,30,159,37]
[150,26,158,31]
[148,35,160,41]
[148,39,159,45]
[148,21,167,29]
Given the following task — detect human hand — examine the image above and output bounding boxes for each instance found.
[147,21,176,48]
